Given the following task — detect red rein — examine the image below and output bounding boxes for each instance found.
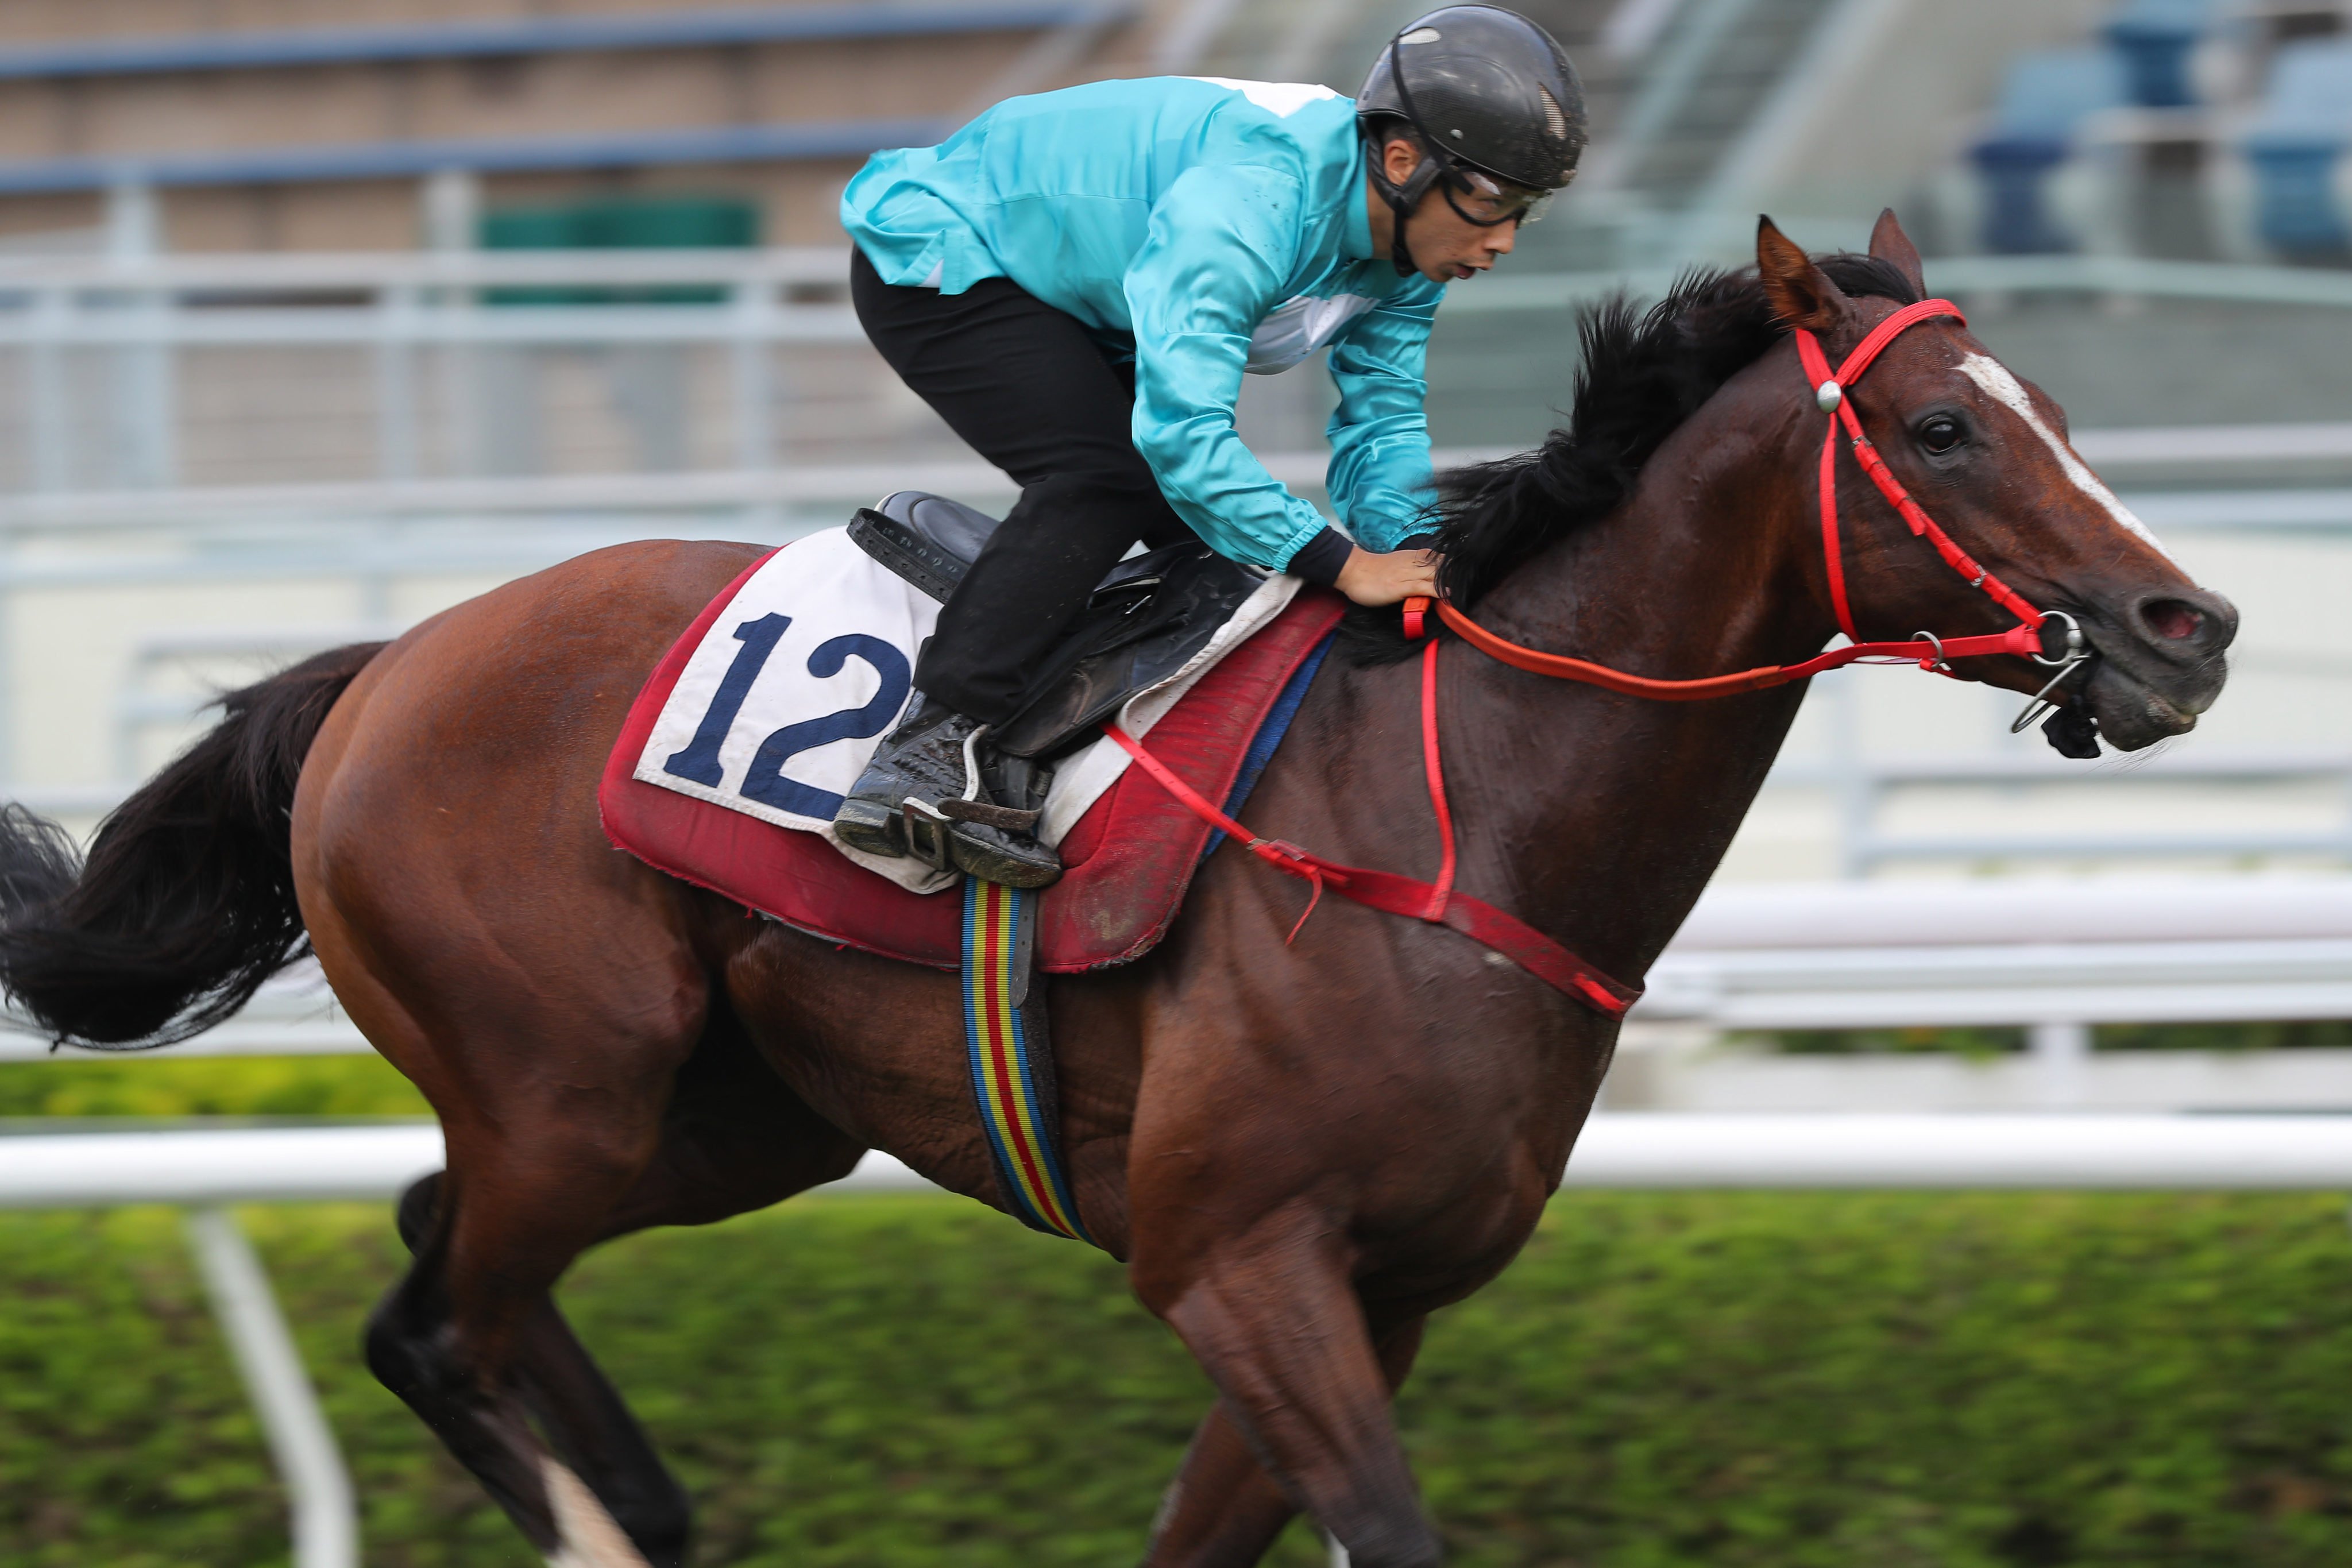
[1109,300,2050,1020]
[1104,636,1642,1021]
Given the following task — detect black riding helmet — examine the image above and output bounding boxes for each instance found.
[1358,6,1588,275]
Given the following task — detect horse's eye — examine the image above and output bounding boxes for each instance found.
[1919,414,1963,454]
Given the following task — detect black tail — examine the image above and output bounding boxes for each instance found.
[0,642,387,1048]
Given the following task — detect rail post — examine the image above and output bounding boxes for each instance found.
[183,1206,360,1568]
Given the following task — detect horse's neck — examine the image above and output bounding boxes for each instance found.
[1423,384,1829,980]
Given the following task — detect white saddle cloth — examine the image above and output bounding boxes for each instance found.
[632,527,1299,893]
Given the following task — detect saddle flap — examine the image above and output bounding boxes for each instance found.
[995,547,1265,758]
[846,490,1269,760]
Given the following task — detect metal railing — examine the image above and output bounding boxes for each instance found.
[0,248,2348,495]
[0,248,865,494]
[1770,741,2352,877]
[11,876,2347,1073]
[0,245,2342,882]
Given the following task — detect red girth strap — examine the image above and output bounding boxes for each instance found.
[1404,296,2052,697]
[1103,639,1640,1021]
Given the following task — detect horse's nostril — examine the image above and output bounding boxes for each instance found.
[2143,600,2203,641]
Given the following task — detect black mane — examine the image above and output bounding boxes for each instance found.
[1340,253,1920,663]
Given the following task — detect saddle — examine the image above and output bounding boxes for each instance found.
[849,492,1264,759]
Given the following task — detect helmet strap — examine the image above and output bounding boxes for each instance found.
[1372,33,1446,276]
[1366,117,1445,276]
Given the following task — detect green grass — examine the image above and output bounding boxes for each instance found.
[0,1055,429,1119]
[6,1191,2352,1566]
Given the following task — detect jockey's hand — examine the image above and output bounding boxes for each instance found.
[1334,546,1443,608]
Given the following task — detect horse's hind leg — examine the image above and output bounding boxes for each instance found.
[333,893,716,1568]
[389,1173,690,1565]
[383,1009,863,1565]
[366,1083,683,1567]
[369,999,862,1568]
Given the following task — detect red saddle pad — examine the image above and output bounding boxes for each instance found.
[600,550,1346,972]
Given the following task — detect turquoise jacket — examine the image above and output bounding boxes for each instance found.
[840,76,1447,574]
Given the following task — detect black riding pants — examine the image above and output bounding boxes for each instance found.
[851,248,1196,727]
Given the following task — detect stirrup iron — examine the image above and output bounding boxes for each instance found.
[901,799,955,871]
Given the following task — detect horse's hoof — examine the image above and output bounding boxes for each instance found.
[542,1459,655,1568]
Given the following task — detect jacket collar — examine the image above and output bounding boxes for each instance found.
[1341,141,1377,263]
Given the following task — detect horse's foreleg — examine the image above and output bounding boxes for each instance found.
[1144,1315,1427,1568]
[1136,1207,1442,1568]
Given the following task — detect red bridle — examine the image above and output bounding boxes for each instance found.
[1403,297,2060,692]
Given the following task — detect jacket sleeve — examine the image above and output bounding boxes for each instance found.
[1123,164,1338,574]
[1323,281,1442,554]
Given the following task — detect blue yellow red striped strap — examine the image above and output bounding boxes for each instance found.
[961,878,1092,1243]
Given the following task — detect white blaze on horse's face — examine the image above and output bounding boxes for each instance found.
[1956,353,2177,566]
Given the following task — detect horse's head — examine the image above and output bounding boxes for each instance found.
[1755,212,2235,754]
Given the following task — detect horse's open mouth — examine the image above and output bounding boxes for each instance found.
[2075,654,2208,752]
[2050,586,2235,754]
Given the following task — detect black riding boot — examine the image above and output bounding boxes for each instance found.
[832,700,1062,888]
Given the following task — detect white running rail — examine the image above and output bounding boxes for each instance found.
[10,877,2346,1060]
[14,1116,2352,1208]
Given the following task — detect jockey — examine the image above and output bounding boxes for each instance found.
[833,5,1586,887]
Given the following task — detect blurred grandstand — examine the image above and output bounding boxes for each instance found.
[0,0,2338,893]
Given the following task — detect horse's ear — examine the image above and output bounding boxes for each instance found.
[1756,215,1845,333]
[1868,207,1926,297]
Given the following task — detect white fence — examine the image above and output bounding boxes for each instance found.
[13,874,2345,1074]
[1651,875,2352,1021]
[21,1115,2352,1211]
[0,246,2346,502]
[0,245,2343,878]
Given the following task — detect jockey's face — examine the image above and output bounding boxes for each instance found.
[1370,136,1524,284]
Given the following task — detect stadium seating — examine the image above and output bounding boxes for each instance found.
[1969,48,2129,253]
[0,2,1136,248]
[0,3,1106,80]
[0,119,947,196]
[2102,0,2216,109]
[2242,39,2352,256]
[1959,0,2352,261]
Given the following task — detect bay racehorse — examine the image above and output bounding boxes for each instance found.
[0,215,2233,1567]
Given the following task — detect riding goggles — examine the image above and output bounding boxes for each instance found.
[1441,164,1559,227]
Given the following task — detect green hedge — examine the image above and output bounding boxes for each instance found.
[0,1056,428,1119]
[6,1191,2352,1566]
